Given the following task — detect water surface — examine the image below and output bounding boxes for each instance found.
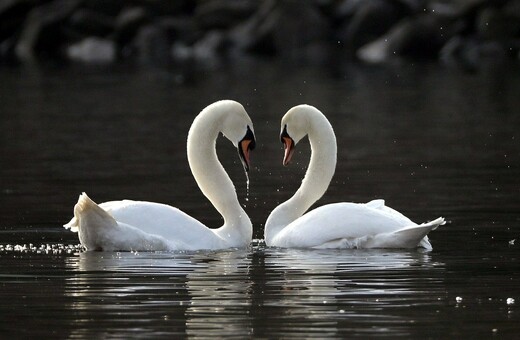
[1,61,519,337]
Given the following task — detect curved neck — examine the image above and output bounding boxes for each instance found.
[187,109,252,246]
[265,117,337,244]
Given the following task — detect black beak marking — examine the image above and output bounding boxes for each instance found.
[238,125,256,172]
[280,124,290,144]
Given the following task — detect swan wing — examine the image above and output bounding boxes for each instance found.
[99,200,225,248]
[365,199,414,225]
[272,202,443,249]
[69,193,180,251]
[64,194,225,251]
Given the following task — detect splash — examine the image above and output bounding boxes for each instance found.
[0,243,83,254]
[245,171,250,202]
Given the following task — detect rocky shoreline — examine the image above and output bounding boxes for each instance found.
[1,0,519,69]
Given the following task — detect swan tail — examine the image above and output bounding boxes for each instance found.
[363,217,445,250]
[420,217,445,230]
[417,217,445,250]
[69,193,119,250]
[63,216,78,232]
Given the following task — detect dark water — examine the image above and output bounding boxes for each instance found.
[1,60,519,338]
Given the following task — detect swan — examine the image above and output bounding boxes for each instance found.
[264,105,444,250]
[64,100,256,251]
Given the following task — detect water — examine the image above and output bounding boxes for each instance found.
[1,60,519,337]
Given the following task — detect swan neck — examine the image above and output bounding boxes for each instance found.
[265,115,336,245]
[187,109,252,245]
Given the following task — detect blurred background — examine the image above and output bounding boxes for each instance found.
[0,0,519,68]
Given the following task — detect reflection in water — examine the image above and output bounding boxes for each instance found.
[61,248,445,338]
[258,248,445,338]
[65,250,253,338]
[184,251,253,337]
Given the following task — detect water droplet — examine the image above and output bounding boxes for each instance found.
[456,296,463,303]
[245,171,250,201]
[507,298,515,305]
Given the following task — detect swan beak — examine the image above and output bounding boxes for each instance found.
[282,136,295,166]
[238,126,256,172]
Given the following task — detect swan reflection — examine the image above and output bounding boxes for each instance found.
[65,249,253,338]
[259,248,445,338]
[63,247,445,338]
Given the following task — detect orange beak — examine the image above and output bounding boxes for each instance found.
[238,126,256,172]
[240,139,253,171]
[282,136,295,166]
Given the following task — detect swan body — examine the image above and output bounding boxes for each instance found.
[64,100,256,251]
[265,105,444,250]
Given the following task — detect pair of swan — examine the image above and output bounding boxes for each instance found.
[64,100,444,251]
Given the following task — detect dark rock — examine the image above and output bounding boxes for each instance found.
[0,36,17,62]
[271,0,332,62]
[66,37,116,64]
[156,16,201,45]
[334,0,368,20]
[171,29,228,66]
[14,0,81,62]
[81,0,126,17]
[132,0,194,16]
[476,6,518,40]
[133,24,171,66]
[195,0,258,30]
[0,0,40,42]
[504,0,520,20]
[357,14,455,63]
[440,35,508,71]
[68,8,115,37]
[113,6,151,56]
[192,30,227,61]
[337,0,410,51]
[228,0,278,54]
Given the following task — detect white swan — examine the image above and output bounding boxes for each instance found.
[64,100,256,251]
[264,105,444,250]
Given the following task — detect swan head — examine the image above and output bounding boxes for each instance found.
[218,100,256,172]
[280,104,322,166]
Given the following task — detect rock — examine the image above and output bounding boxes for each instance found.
[133,24,171,66]
[66,37,116,64]
[228,0,278,54]
[14,0,81,62]
[157,16,200,45]
[195,0,258,30]
[81,0,126,16]
[113,6,151,57]
[171,29,229,67]
[476,6,517,40]
[440,35,508,70]
[133,0,194,15]
[337,0,410,51]
[271,0,332,62]
[68,8,115,37]
[357,14,455,63]
[0,0,39,42]
[192,30,227,61]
